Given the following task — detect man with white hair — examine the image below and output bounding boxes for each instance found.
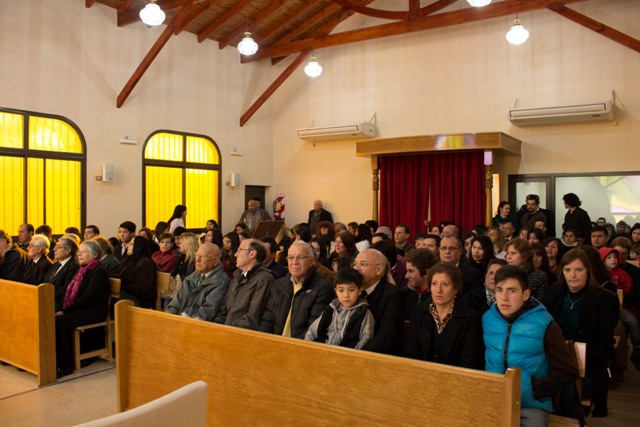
[260,241,334,338]
[308,200,334,235]
[166,243,229,322]
[22,234,53,285]
[353,248,404,355]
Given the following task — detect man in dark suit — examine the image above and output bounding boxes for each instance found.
[353,248,404,355]
[22,234,53,285]
[439,235,483,296]
[44,237,80,310]
[17,223,34,252]
[308,200,334,236]
[0,230,29,282]
[114,220,136,261]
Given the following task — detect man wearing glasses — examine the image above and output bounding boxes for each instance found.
[260,241,334,338]
[166,243,229,322]
[43,237,80,310]
[216,239,273,329]
[352,248,404,355]
[439,235,483,296]
[22,234,53,285]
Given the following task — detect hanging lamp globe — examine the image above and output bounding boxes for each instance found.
[139,0,166,27]
[506,19,530,45]
[238,32,259,56]
[304,56,323,78]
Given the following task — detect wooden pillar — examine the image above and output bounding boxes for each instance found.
[371,155,379,222]
[484,151,493,227]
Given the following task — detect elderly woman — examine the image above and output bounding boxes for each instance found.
[117,236,157,308]
[505,238,548,301]
[54,240,110,378]
[463,258,508,315]
[543,248,618,418]
[404,262,484,369]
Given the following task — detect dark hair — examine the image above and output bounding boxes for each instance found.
[472,225,488,235]
[494,265,529,291]
[591,225,608,236]
[22,223,35,233]
[543,237,565,260]
[373,232,390,241]
[168,205,187,225]
[426,262,463,295]
[335,231,358,257]
[235,222,248,231]
[85,224,100,236]
[580,245,611,285]
[334,267,363,288]
[129,235,150,262]
[159,232,175,244]
[347,222,358,232]
[154,221,169,237]
[36,224,52,236]
[365,220,379,232]
[119,221,136,234]
[223,232,240,252]
[295,225,312,243]
[611,236,631,249]
[424,234,441,246]
[261,237,278,254]
[173,226,187,237]
[487,258,508,270]
[332,256,353,271]
[65,226,81,236]
[558,248,600,291]
[531,242,551,273]
[355,224,373,243]
[496,201,511,215]
[248,239,267,263]
[0,229,12,245]
[405,248,437,276]
[526,194,540,204]
[528,228,545,242]
[371,240,399,269]
[139,227,153,239]
[562,193,581,208]
[310,236,330,266]
[396,224,410,234]
[504,238,534,270]
[206,219,219,230]
[108,237,119,249]
[630,224,640,243]
[470,235,496,267]
[317,221,335,240]
[58,237,79,257]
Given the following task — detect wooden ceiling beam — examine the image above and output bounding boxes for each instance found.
[197,0,252,43]
[245,0,588,62]
[85,0,97,7]
[418,0,459,18]
[548,4,640,54]
[273,3,343,46]
[329,0,408,21]
[240,50,312,127]
[117,0,134,13]
[117,5,198,107]
[117,0,194,27]
[254,1,317,45]
[218,0,284,50]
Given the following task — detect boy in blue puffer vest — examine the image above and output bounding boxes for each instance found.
[483,265,578,426]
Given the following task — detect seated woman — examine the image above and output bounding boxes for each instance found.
[54,240,110,378]
[404,262,484,369]
[505,238,548,301]
[221,231,239,278]
[528,228,545,246]
[542,248,618,418]
[117,236,157,308]
[531,242,557,285]
[354,224,372,253]
[487,226,506,259]
[205,219,223,247]
[467,235,496,275]
[327,231,358,266]
[171,232,199,281]
[544,237,565,276]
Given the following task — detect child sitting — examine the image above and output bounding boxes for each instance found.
[151,232,179,273]
[600,247,640,370]
[305,268,374,349]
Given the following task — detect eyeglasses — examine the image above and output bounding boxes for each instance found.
[196,255,216,260]
[287,255,311,262]
[440,246,460,252]
[54,245,69,251]
[351,261,380,269]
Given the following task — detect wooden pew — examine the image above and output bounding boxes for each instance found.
[0,279,56,386]
[115,301,521,426]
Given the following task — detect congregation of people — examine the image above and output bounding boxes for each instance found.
[2,193,640,425]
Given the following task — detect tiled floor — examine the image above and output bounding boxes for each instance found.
[0,357,638,426]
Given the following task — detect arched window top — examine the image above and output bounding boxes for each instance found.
[0,110,85,154]
[144,131,219,164]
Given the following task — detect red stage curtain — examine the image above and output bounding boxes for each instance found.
[379,151,485,237]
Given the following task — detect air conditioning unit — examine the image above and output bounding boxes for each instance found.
[296,123,377,141]
[508,101,614,127]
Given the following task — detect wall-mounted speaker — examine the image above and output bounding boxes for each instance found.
[229,172,240,187]
[102,164,116,182]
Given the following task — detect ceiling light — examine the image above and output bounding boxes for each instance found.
[506,18,529,45]
[238,32,259,56]
[304,56,323,78]
[139,0,166,27]
[467,0,492,6]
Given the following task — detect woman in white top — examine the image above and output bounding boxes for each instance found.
[168,205,187,233]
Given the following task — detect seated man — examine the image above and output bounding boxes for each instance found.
[590,225,609,250]
[215,238,274,329]
[166,243,229,322]
[439,235,483,296]
[402,249,437,320]
[17,223,34,252]
[260,241,334,338]
[45,237,80,310]
[22,234,53,285]
[483,265,577,426]
[394,224,415,256]
[114,221,136,261]
[0,230,29,282]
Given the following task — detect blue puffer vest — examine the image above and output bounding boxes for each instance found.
[483,301,554,412]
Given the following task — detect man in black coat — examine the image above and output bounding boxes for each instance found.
[353,248,404,355]
[44,237,80,310]
[308,200,333,235]
[260,241,334,338]
[0,230,29,282]
[439,235,483,296]
[22,234,53,285]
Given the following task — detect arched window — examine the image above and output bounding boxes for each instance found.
[143,131,221,231]
[0,108,86,234]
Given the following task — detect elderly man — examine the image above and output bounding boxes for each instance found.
[353,248,404,355]
[166,243,229,322]
[439,235,483,296]
[17,223,35,252]
[215,238,274,329]
[260,241,334,338]
[238,198,272,233]
[308,200,334,234]
[44,237,80,310]
[441,224,460,238]
[22,234,53,285]
[0,230,29,282]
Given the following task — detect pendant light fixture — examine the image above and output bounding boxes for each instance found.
[139,0,166,27]
[506,17,530,45]
[467,0,491,6]
[304,56,323,78]
[238,32,259,56]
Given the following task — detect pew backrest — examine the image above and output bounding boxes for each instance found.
[0,279,56,385]
[115,301,521,426]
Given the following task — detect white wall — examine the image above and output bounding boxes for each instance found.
[270,0,640,227]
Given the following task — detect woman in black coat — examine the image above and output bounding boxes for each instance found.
[542,248,618,417]
[55,240,110,378]
[404,262,484,370]
[117,236,157,308]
